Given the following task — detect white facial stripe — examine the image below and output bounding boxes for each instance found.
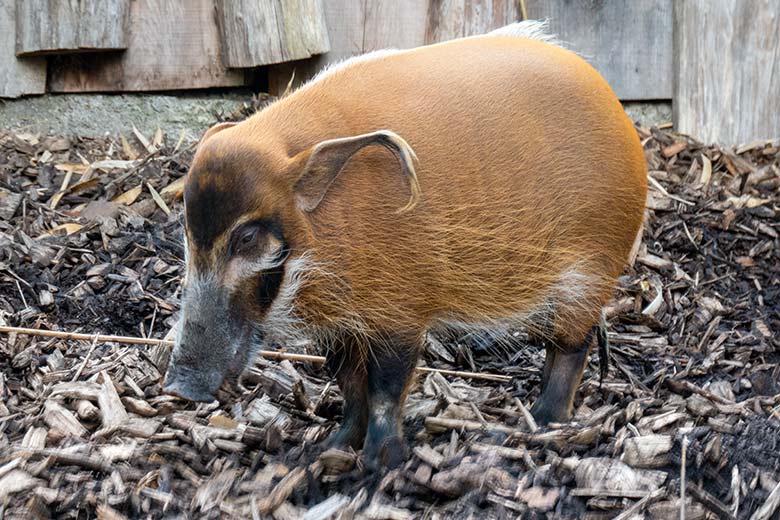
[261,253,316,345]
[241,255,284,274]
[223,252,286,293]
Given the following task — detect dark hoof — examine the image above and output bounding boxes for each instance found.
[530,399,571,426]
[364,436,408,470]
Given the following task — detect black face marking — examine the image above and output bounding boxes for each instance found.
[257,266,285,308]
[184,152,256,250]
[186,183,250,249]
[267,219,291,264]
[253,217,288,310]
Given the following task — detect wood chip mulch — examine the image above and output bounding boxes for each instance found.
[0,125,779,519]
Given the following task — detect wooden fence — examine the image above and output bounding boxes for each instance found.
[1,0,779,144]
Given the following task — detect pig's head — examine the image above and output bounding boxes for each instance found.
[162,121,419,402]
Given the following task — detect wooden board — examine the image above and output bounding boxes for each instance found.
[268,0,519,94]
[48,0,244,92]
[674,0,780,144]
[267,0,365,94]
[216,0,329,67]
[424,0,519,43]
[362,0,429,51]
[525,0,673,100]
[316,0,366,61]
[15,0,129,56]
[0,0,45,98]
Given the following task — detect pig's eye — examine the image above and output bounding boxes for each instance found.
[239,229,255,246]
[230,224,262,256]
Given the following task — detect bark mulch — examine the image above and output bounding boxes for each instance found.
[0,125,779,519]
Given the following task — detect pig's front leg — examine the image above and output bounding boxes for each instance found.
[323,336,368,450]
[363,333,420,468]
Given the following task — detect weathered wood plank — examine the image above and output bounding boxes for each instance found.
[424,0,519,43]
[363,0,428,51]
[268,0,364,95]
[268,0,518,94]
[15,0,130,56]
[674,0,780,144]
[276,0,330,64]
[0,0,45,98]
[525,0,673,100]
[216,0,329,67]
[76,0,130,51]
[48,0,244,92]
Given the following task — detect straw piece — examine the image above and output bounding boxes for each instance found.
[0,325,511,383]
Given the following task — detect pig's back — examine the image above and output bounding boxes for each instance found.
[268,34,645,230]
[260,34,647,327]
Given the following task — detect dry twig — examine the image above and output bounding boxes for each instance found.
[0,325,511,383]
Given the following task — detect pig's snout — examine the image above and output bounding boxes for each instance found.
[164,271,260,402]
[162,379,217,402]
[162,300,248,402]
[162,359,224,402]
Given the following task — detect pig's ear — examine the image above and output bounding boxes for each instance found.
[292,130,421,214]
[199,122,237,146]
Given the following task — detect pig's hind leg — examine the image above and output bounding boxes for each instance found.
[530,269,614,425]
[323,336,369,450]
[530,331,593,425]
[363,333,420,468]
[530,296,606,425]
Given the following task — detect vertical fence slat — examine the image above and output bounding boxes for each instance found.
[674,0,780,144]
[525,0,673,101]
[216,0,330,68]
[0,0,45,98]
